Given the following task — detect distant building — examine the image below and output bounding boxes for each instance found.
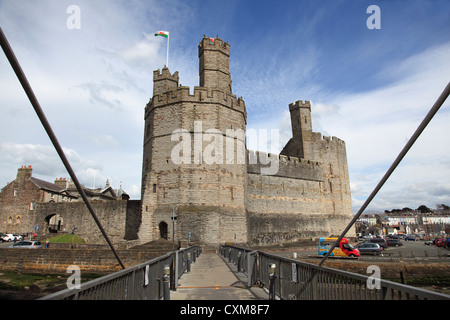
[356,210,450,236]
[0,165,128,235]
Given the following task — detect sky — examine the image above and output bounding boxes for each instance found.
[0,0,449,214]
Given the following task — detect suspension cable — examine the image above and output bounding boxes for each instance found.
[0,27,125,269]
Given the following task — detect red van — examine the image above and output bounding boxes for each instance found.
[318,237,360,258]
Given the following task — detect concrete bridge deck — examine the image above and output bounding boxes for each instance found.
[171,252,268,300]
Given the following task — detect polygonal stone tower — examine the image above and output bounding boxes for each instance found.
[140,36,248,245]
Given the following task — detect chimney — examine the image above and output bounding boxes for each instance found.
[54,177,69,189]
[16,165,33,185]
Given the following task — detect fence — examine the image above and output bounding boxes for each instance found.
[221,245,450,300]
[39,245,201,300]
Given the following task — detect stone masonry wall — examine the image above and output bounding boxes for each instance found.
[34,201,129,244]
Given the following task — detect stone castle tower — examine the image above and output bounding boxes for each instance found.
[140,36,248,244]
[140,36,354,245]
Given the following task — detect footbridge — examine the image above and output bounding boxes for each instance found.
[40,244,449,301]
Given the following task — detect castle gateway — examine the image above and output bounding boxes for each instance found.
[139,36,354,245]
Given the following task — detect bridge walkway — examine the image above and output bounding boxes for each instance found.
[171,252,268,300]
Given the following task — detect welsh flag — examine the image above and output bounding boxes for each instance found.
[155,31,169,38]
[209,37,215,44]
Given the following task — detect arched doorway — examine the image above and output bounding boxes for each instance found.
[159,221,168,239]
[45,214,64,233]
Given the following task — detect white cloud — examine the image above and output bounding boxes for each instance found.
[318,42,450,212]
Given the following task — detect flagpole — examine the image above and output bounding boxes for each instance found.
[166,31,169,68]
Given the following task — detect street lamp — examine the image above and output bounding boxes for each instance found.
[71,227,78,249]
[172,204,180,250]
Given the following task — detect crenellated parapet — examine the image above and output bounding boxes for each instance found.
[198,35,230,56]
[288,100,311,111]
[146,85,246,118]
[247,150,322,181]
[310,131,346,150]
[153,67,179,95]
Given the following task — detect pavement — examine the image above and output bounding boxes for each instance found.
[170,252,268,300]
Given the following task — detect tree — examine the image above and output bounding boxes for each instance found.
[417,205,432,213]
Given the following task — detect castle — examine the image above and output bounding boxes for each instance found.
[0,36,354,246]
[138,36,354,245]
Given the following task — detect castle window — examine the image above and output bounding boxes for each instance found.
[16,216,21,224]
[8,217,12,224]
[30,201,36,210]
[14,189,18,197]
[153,184,157,193]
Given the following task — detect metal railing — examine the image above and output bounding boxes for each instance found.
[39,245,200,300]
[221,245,450,300]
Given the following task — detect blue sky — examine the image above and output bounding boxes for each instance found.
[0,0,449,213]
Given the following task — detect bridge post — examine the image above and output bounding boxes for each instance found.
[269,263,276,300]
[247,250,257,287]
[237,251,242,272]
[163,265,170,300]
[187,252,191,273]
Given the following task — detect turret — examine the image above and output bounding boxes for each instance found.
[153,67,179,95]
[280,100,312,159]
[198,36,232,93]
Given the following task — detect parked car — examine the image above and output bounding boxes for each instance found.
[386,239,403,247]
[9,241,42,249]
[356,243,382,255]
[404,236,416,241]
[13,234,23,241]
[365,238,388,250]
[436,239,447,248]
[1,234,16,242]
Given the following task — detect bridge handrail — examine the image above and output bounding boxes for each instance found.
[39,245,201,300]
[221,244,450,300]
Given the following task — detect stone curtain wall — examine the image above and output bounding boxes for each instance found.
[34,201,130,244]
[0,247,170,274]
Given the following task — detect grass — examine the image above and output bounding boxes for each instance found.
[0,271,62,291]
[47,234,85,244]
[0,270,103,291]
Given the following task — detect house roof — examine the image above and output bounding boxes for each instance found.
[30,177,64,193]
[30,177,78,198]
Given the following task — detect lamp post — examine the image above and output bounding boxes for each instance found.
[172,204,180,250]
[71,227,78,249]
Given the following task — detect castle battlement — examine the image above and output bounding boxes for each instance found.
[247,150,322,180]
[247,150,321,167]
[153,67,179,82]
[289,100,311,111]
[198,35,230,56]
[311,132,346,147]
[147,85,246,115]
